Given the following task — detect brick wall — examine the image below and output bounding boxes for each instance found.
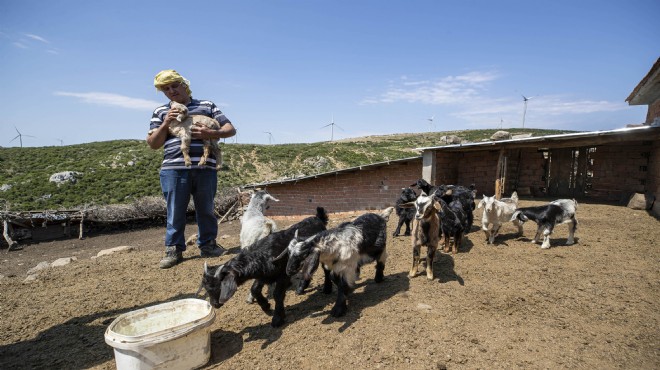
[261,159,422,216]
[588,141,653,201]
[255,140,658,217]
[648,140,660,217]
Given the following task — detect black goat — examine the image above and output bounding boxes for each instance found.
[201,207,328,327]
[410,179,440,197]
[511,199,578,249]
[393,187,418,236]
[438,198,468,254]
[436,183,476,232]
[277,207,394,318]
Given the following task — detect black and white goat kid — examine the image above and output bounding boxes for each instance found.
[201,207,328,327]
[510,199,578,249]
[277,207,394,318]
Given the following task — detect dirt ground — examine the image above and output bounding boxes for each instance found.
[0,198,658,369]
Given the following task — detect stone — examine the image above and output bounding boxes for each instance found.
[490,131,511,140]
[49,171,83,186]
[51,257,78,268]
[626,193,650,210]
[26,261,50,276]
[95,246,136,258]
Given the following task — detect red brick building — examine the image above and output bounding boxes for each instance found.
[246,59,660,218]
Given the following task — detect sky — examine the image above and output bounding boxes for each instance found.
[1,0,658,147]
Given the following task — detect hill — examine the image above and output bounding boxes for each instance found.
[0,128,573,211]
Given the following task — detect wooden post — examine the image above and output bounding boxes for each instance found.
[495,149,506,199]
[3,220,16,252]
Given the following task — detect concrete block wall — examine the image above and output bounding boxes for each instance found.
[262,159,422,216]
[588,141,653,201]
[648,140,660,217]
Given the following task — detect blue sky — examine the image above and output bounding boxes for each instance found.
[1,0,658,147]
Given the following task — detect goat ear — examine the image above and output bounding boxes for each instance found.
[398,201,415,209]
[294,229,299,240]
[265,194,280,202]
[477,199,484,209]
[218,273,238,303]
[204,262,209,275]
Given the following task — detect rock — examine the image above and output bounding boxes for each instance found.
[627,193,653,210]
[49,171,83,186]
[491,131,512,140]
[95,246,136,258]
[27,261,50,276]
[512,133,533,139]
[23,275,38,283]
[51,257,78,267]
[439,135,462,144]
[0,184,12,191]
[417,303,433,311]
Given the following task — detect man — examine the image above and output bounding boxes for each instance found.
[148,70,236,268]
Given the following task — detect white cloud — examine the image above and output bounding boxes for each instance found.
[54,92,162,110]
[24,33,50,43]
[364,71,499,105]
[12,42,28,49]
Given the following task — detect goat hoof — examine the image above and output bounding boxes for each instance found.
[330,304,348,317]
[271,315,285,328]
[295,287,305,295]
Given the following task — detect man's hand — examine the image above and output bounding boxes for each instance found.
[191,123,216,140]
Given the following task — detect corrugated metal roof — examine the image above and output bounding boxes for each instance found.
[414,125,658,151]
[243,155,422,189]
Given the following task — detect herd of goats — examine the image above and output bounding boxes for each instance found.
[200,179,579,327]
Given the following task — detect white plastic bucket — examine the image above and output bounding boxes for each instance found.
[104,298,216,369]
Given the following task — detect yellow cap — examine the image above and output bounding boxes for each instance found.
[154,69,192,96]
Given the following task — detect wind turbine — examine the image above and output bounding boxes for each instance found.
[56,138,64,146]
[320,114,343,141]
[521,94,533,128]
[427,115,435,132]
[9,126,36,148]
[264,131,274,145]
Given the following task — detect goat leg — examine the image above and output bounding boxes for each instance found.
[250,279,271,314]
[270,277,291,328]
[482,223,491,244]
[541,224,553,249]
[443,234,451,253]
[330,274,349,317]
[454,232,463,254]
[409,245,421,278]
[490,224,501,244]
[374,251,386,283]
[322,266,333,294]
[403,220,411,236]
[426,245,436,280]
[198,142,211,167]
[393,217,405,236]
[566,217,577,245]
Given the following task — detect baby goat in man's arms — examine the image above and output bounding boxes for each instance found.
[510,199,578,249]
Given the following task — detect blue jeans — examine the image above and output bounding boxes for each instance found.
[160,169,218,251]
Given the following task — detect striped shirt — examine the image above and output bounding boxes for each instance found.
[150,98,231,170]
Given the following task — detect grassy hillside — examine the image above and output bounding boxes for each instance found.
[0,128,572,211]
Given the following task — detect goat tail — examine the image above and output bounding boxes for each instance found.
[511,210,527,222]
[380,206,395,221]
[511,191,519,203]
[573,199,578,210]
[316,207,329,226]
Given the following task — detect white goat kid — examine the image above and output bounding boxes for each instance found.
[477,191,522,244]
[169,101,222,169]
[240,190,279,249]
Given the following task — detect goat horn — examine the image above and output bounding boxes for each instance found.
[271,248,289,262]
[196,282,206,297]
